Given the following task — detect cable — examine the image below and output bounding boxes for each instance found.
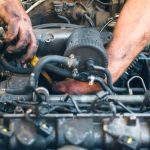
[89,76,113,94]
[26,0,47,14]
[75,2,88,11]
[86,0,94,7]
[109,99,134,114]
[84,14,95,27]
[64,95,86,113]
[99,15,119,33]
[89,91,109,112]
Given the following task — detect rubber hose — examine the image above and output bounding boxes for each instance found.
[1,57,32,74]
[32,55,77,87]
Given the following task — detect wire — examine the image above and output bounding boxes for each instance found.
[48,106,70,113]
[94,77,113,94]
[84,14,95,27]
[89,98,105,113]
[26,0,47,13]
[64,95,86,113]
[109,99,134,114]
[100,15,119,33]
[89,91,109,112]
[96,0,112,6]
[75,2,88,11]
[86,0,94,7]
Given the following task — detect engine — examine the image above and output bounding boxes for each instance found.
[0,0,149,150]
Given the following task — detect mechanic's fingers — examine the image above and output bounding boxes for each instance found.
[5,19,19,42]
[7,26,31,53]
[22,32,38,63]
[6,34,30,53]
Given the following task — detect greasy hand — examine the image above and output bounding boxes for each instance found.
[52,79,101,94]
[0,0,38,63]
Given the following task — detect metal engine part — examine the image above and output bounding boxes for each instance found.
[0,115,150,150]
[64,28,108,74]
[0,0,149,150]
[25,0,124,26]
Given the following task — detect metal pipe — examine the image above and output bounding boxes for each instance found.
[91,65,145,93]
[47,94,145,105]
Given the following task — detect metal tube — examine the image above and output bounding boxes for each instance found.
[47,95,145,105]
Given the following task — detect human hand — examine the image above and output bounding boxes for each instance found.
[0,0,38,63]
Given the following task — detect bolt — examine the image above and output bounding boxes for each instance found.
[89,76,95,85]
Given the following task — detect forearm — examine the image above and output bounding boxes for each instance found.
[108,0,150,83]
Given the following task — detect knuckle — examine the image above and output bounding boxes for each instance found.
[31,43,38,51]
[27,56,32,60]
[25,31,30,38]
[30,49,37,56]
[10,33,16,37]
[10,15,20,23]
[23,16,32,25]
[19,39,27,45]
[22,32,31,44]
[6,33,16,41]
[17,39,28,49]
[20,36,29,44]
[33,44,38,50]
[5,33,15,40]
[26,54,33,60]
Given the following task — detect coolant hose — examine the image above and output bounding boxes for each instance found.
[32,55,78,87]
[45,64,72,78]
[1,56,73,78]
[1,56,32,74]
